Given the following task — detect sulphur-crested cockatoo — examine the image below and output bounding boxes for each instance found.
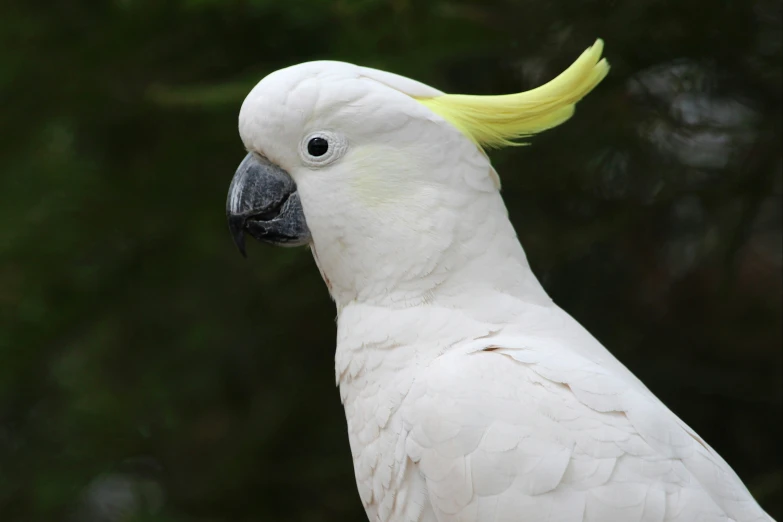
[225,40,773,522]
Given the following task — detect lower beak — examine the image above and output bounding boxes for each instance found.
[226,153,311,257]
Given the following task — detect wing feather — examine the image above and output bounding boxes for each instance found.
[402,345,772,522]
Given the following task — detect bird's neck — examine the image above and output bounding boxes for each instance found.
[309,190,552,313]
[322,189,557,408]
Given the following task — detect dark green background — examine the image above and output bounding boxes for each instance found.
[1,1,781,521]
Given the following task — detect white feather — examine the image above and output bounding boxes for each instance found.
[237,61,774,522]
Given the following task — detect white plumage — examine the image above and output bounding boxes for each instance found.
[236,47,774,522]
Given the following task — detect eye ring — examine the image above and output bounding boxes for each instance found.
[299,131,347,168]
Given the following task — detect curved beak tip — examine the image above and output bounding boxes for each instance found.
[235,236,248,259]
[228,215,248,258]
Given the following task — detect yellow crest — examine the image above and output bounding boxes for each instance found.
[416,39,609,149]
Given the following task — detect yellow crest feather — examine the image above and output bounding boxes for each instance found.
[416,39,609,149]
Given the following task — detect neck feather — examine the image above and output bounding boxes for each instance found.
[310,190,551,311]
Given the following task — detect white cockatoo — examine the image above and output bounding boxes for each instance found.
[226,40,773,522]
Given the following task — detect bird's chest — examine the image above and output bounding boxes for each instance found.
[339,362,431,522]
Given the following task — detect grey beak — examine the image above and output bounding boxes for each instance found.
[226,153,311,256]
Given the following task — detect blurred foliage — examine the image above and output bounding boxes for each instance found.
[0,0,781,521]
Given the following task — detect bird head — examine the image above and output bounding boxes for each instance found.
[227,41,608,306]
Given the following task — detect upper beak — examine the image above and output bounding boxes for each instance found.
[226,153,311,257]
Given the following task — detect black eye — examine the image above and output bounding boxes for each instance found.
[307,137,329,157]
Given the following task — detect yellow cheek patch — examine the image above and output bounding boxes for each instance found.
[416,39,609,149]
[348,147,422,207]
